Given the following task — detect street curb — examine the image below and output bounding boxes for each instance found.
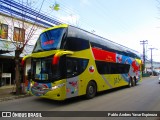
[0,94,32,102]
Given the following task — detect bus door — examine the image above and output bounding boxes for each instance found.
[66,58,79,98]
[65,57,89,98]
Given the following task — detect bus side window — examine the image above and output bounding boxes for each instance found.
[64,37,89,51]
[66,58,89,78]
[66,59,78,77]
[96,61,130,74]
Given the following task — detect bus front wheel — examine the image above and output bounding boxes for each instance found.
[86,81,97,99]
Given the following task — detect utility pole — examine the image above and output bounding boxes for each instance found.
[140,40,148,73]
[148,47,157,76]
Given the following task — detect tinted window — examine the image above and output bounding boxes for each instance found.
[96,61,130,74]
[33,28,65,52]
[32,56,66,82]
[91,42,129,56]
[64,37,89,51]
[66,57,89,78]
[52,56,66,80]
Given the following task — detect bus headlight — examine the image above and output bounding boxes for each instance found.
[52,83,65,90]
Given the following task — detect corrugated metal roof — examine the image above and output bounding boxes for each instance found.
[0,0,62,27]
[0,49,11,54]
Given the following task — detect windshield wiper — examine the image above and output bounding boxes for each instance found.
[33,49,44,53]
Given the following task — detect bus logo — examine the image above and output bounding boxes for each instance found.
[43,40,54,46]
[89,66,95,73]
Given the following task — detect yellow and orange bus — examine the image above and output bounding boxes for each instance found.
[22,24,142,100]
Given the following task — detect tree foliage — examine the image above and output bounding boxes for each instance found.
[50,2,60,11]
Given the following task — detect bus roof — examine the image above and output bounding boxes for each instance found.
[41,24,141,59]
[42,24,68,33]
[67,25,141,59]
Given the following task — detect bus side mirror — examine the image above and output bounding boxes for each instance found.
[27,69,31,81]
[52,55,60,65]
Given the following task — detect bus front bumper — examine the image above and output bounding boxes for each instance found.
[31,83,66,101]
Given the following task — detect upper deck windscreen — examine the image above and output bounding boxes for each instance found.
[33,28,66,52]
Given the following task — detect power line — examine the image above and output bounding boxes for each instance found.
[57,1,97,29]
[93,1,129,32]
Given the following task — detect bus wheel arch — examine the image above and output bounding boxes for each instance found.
[86,80,97,99]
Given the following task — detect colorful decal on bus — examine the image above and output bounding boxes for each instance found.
[92,48,116,62]
[89,65,95,73]
[116,54,141,82]
[66,76,79,98]
[31,83,51,96]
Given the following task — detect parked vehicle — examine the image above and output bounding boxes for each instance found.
[147,70,159,76]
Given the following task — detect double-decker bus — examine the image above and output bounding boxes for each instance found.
[22,24,142,100]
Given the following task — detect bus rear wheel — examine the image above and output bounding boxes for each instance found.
[134,77,137,86]
[86,81,97,99]
[128,77,133,87]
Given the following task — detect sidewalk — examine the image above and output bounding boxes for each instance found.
[0,85,31,102]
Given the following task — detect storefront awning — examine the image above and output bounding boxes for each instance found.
[0,40,34,57]
[0,49,12,54]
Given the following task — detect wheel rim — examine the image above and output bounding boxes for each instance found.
[89,86,94,95]
[129,81,132,87]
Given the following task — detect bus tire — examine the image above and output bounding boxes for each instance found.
[134,77,137,86]
[132,77,135,87]
[86,81,97,99]
[128,77,133,88]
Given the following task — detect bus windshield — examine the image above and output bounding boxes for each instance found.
[32,56,65,82]
[32,57,53,81]
[33,28,66,52]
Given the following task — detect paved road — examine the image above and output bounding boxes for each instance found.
[0,76,159,120]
